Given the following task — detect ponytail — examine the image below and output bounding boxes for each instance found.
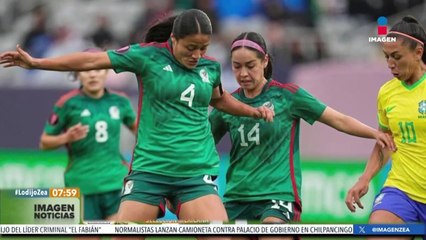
[143,15,177,43]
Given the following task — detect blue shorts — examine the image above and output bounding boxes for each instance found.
[372,187,426,222]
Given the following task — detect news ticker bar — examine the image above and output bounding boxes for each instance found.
[0,224,424,235]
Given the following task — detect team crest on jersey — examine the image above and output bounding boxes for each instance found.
[418,100,426,115]
[122,180,133,195]
[80,109,91,117]
[109,106,120,119]
[262,101,274,111]
[199,68,209,83]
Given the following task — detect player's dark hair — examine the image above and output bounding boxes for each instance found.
[173,9,212,40]
[144,9,212,43]
[144,15,177,43]
[388,16,426,63]
[231,32,273,79]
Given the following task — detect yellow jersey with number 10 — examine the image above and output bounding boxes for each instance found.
[377,73,426,203]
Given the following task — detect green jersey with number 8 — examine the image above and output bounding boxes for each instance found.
[44,89,136,194]
[107,40,222,177]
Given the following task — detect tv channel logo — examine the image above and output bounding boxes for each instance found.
[377,16,388,35]
[369,16,396,43]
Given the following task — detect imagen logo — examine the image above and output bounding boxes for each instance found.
[369,16,396,43]
[377,16,388,35]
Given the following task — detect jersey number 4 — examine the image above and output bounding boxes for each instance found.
[180,84,195,107]
[238,123,260,146]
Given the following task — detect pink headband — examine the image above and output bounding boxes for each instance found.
[388,31,424,46]
[231,39,266,54]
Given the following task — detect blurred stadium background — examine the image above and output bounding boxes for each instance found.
[0,0,425,233]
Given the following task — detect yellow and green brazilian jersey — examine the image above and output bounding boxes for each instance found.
[377,73,426,203]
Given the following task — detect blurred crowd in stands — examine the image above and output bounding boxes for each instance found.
[0,0,424,90]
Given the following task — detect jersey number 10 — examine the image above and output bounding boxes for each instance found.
[398,121,416,143]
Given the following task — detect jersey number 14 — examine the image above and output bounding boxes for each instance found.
[238,123,260,146]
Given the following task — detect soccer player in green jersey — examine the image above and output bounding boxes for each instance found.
[346,16,426,239]
[0,9,273,239]
[39,49,137,227]
[209,32,395,240]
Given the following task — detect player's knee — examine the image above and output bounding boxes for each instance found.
[262,216,286,224]
[369,210,404,224]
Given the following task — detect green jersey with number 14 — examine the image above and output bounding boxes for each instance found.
[210,80,326,204]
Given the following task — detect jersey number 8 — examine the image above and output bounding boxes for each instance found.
[95,121,108,143]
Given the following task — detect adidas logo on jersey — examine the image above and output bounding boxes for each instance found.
[163,65,173,72]
[80,109,91,117]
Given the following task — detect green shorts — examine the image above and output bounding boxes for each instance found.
[121,171,219,218]
[225,200,301,222]
[83,189,122,221]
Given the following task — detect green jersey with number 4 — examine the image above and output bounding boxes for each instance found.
[107,40,222,177]
[210,80,326,203]
[44,89,136,194]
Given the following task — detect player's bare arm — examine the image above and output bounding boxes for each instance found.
[318,106,396,151]
[0,45,112,71]
[345,131,393,212]
[209,87,274,122]
[39,123,89,150]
